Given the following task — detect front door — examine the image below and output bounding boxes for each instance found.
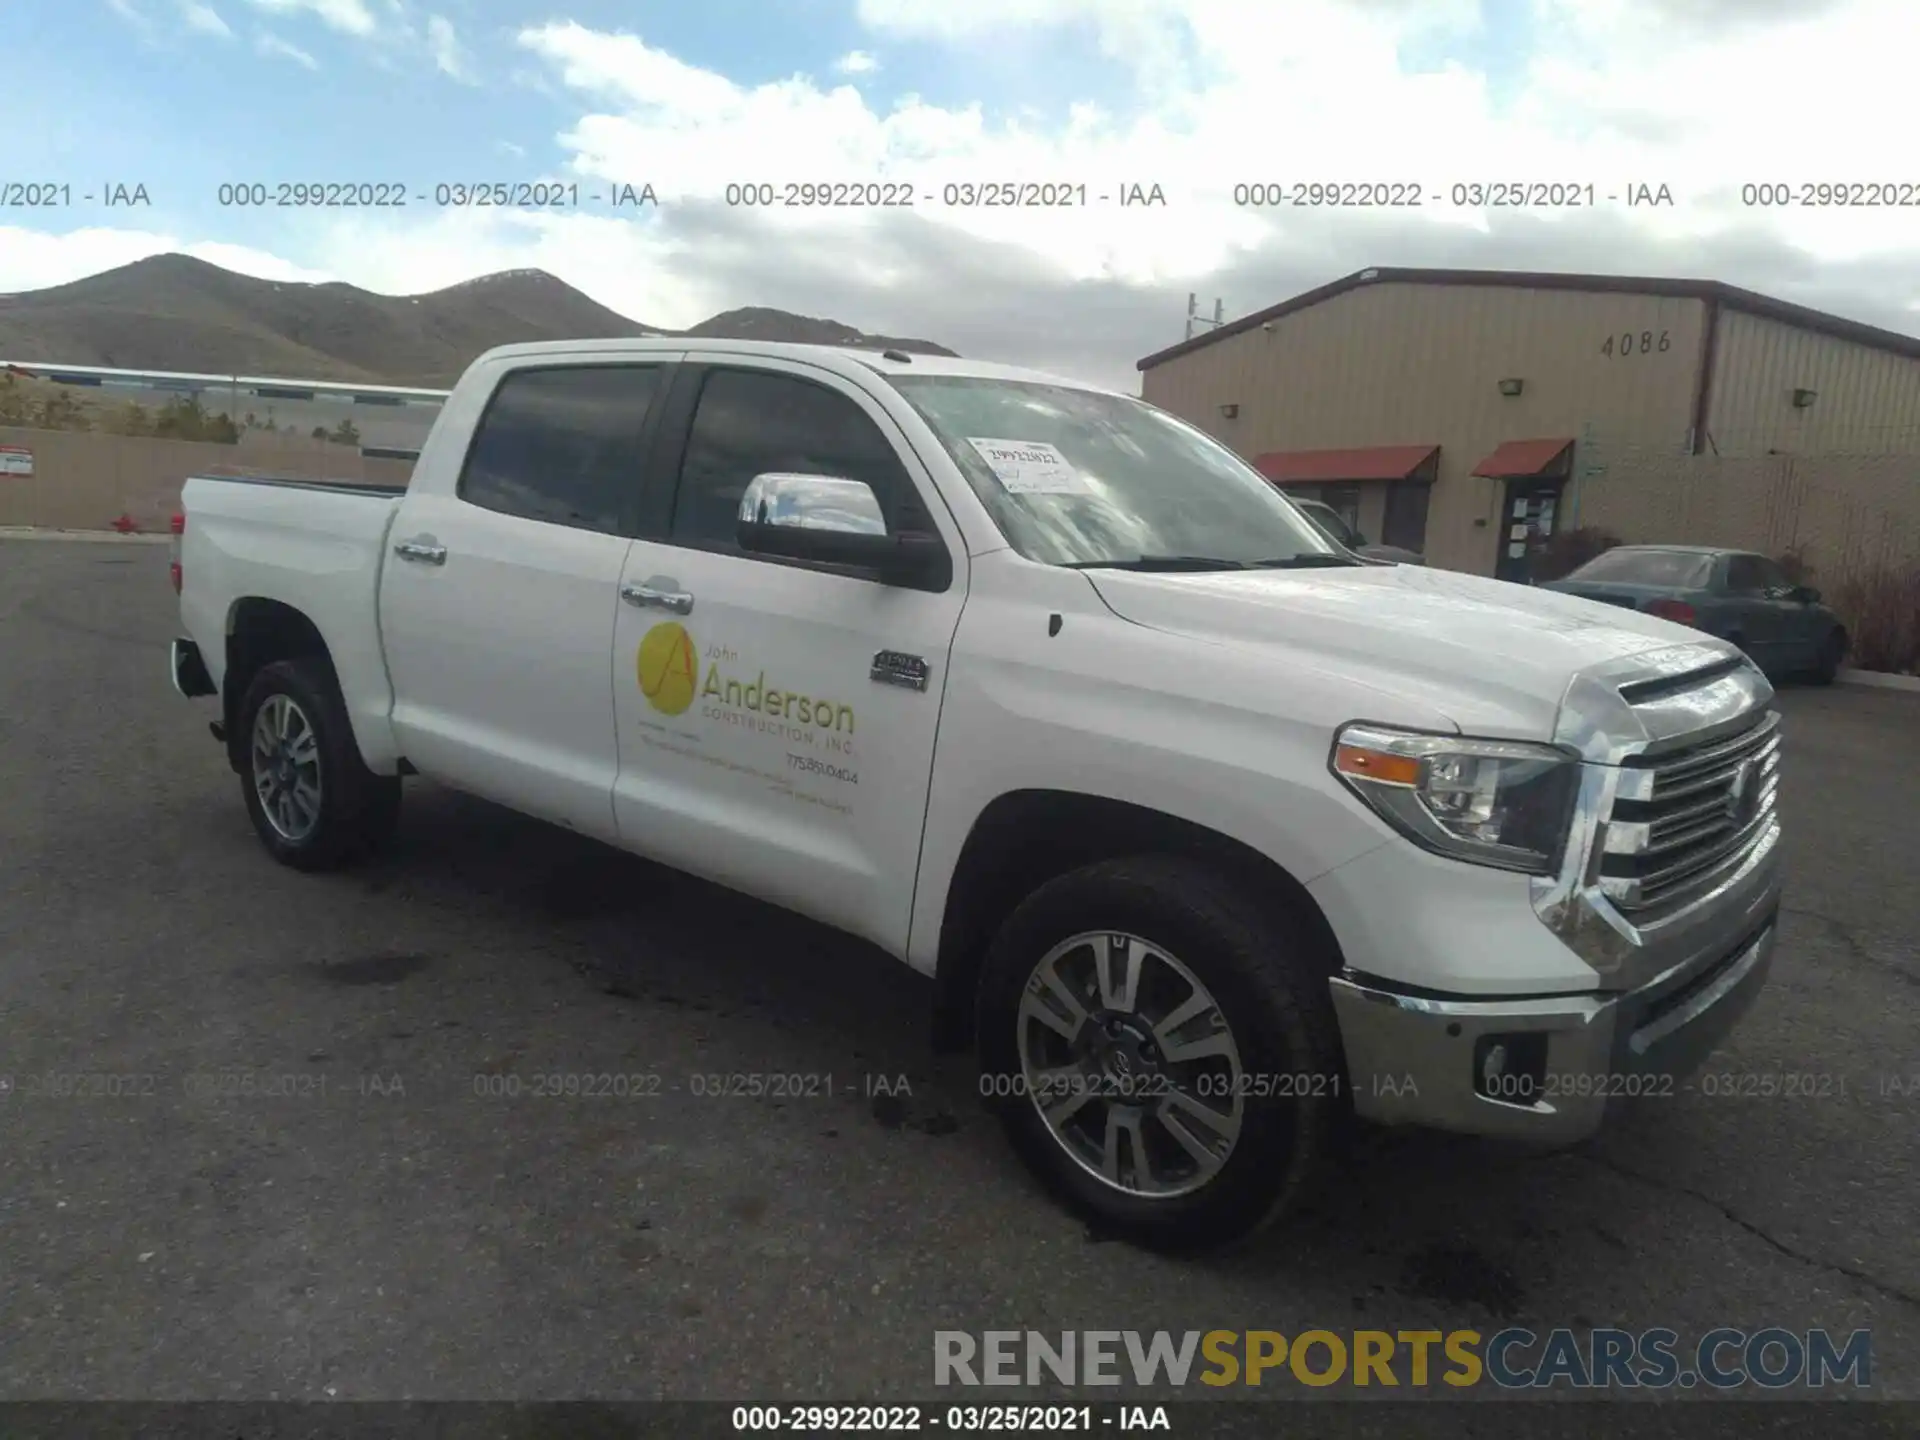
[379,359,676,841]
[1495,479,1565,583]
[608,359,967,956]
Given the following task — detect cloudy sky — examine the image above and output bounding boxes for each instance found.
[6,0,1919,388]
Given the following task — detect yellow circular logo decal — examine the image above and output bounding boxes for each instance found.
[636,621,699,716]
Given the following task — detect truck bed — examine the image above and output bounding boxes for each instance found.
[178,473,407,769]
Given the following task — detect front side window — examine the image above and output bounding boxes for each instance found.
[671,368,919,547]
[458,365,664,532]
[888,376,1334,569]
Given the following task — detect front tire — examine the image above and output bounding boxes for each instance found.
[976,856,1345,1252]
[237,658,401,871]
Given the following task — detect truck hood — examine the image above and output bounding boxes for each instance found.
[1084,562,1721,739]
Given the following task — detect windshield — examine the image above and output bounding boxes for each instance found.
[887,375,1336,568]
[1568,548,1714,587]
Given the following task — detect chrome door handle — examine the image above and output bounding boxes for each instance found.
[393,540,447,565]
[621,582,693,614]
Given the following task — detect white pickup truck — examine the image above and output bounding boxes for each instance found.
[171,338,1783,1250]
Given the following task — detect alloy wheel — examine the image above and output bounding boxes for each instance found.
[1016,931,1247,1199]
[250,693,324,843]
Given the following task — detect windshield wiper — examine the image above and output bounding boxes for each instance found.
[1061,555,1253,572]
[1062,552,1363,573]
[1246,554,1363,569]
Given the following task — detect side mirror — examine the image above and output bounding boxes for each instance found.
[736,472,946,587]
[1792,584,1821,604]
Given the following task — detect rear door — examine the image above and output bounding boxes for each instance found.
[1719,552,1786,665]
[379,357,679,840]
[1747,554,1822,667]
[607,358,967,956]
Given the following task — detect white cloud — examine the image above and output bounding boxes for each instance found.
[854,0,1171,49]
[179,1,232,37]
[18,1,1920,390]
[255,31,320,68]
[834,50,880,75]
[106,0,152,28]
[426,14,473,82]
[239,0,375,36]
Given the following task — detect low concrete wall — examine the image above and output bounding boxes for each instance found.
[0,427,414,532]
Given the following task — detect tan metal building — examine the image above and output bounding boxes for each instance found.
[1137,267,1920,578]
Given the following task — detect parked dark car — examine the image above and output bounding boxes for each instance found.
[1287,496,1427,565]
[1543,544,1848,683]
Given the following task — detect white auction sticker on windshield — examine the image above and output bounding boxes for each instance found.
[966,438,1091,495]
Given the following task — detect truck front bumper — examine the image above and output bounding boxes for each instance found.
[1328,912,1776,1143]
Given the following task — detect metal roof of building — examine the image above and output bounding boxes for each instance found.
[1137,266,1920,371]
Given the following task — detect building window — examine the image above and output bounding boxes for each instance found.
[1288,482,1362,529]
[1382,480,1431,553]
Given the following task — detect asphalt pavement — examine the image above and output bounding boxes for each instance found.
[1,535,1915,1405]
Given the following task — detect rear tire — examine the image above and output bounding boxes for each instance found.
[976,855,1345,1252]
[1809,628,1846,686]
[237,658,402,871]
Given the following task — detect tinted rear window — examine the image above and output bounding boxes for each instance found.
[1567,549,1713,587]
[458,365,664,533]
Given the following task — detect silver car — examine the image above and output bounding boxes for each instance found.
[1288,495,1426,565]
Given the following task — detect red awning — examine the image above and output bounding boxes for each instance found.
[1472,437,1574,479]
[1252,444,1439,484]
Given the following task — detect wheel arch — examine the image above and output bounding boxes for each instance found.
[220,598,336,772]
[930,789,1346,1054]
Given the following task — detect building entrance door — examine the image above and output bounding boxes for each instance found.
[1495,479,1565,583]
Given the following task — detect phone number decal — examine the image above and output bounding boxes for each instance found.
[732,1405,927,1431]
[217,182,409,208]
[1742,182,1920,207]
[725,182,918,208]
[1233,181,1424,207]
[731,1405,1100,1431]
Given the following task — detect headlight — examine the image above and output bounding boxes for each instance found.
[1330,723,1579,875]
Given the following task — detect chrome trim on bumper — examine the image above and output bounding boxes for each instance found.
[171,637,216,698]
[1330,919,1777,1143]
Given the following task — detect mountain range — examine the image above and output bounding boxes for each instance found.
[0,254,957,386]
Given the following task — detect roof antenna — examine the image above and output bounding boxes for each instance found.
[881,348,912,363]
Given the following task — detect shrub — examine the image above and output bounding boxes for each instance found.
[151,394,239,444]
[1532,525,1623,582]
[104,400,156,436]
[1830,565,1920,675]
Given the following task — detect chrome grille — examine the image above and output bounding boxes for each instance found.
[1600,709,1781,914]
